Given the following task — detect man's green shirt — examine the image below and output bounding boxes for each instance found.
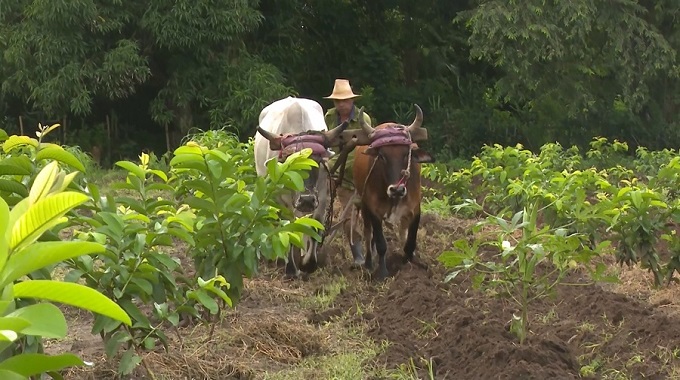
[324,106,372,188]
[324,106,373,131]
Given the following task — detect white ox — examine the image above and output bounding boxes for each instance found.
[254,96,349,277]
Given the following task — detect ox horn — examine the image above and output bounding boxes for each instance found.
[256,126,283,150]
[357,107,374,135]
[324,120,350,144]
[257,126,279,141]
[406,104,424,132]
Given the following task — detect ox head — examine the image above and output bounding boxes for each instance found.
[257,121,349,213]
[358,104,434,199]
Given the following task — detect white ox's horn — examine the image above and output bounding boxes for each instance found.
[324,120,350,143]
[257,126,279,141]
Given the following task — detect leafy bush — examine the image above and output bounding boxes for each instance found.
[65,152,217,376]
[440,189,614,344]
[56,133,326,375]
[0,123,132,378]
[170,139,324,302]
[429,138,680,289]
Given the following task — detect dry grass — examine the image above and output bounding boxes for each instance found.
[604,264,680,318]
[58,258,389,380]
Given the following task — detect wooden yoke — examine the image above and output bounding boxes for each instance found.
[335,104,429,147]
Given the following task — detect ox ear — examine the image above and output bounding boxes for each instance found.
[412,147,434,163]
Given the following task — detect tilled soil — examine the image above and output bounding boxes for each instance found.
[318,212,680,379]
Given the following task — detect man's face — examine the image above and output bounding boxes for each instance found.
[333,99,354,115]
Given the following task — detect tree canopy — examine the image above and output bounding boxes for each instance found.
[1,0,678,163]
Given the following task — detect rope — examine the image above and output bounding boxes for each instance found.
[317,160,335,249]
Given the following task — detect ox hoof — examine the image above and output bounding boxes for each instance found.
[300,261,319,274]
[404,255,428,270]
[349,243,365,268]
[284,265,301,280]
[372,270,389,282]
[284,271,310,281]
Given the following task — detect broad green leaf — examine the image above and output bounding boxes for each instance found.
[0,160,32,176]
[105,330,131,357]
[148,169,168,182]
[5,303,66,338]
[9,192,89,252]
[630,191,642,209]
[616,187,631,198]
[115,161,146,180]
[117,299,150,327]
[1,241,104,287]
[172,145,204,157]
[294,216,324,230]
[0,353,83,376]
[4,156,33,174]
[0,330,18,341]
[119,349,142,376]
[0,369,25,380]
[56,171,80,193]
[35,146,86,173]
[0,317,30,334]
[206,149,232,165]
[169,158,208,172]
[28,161,59,205]
[0,198,9,270]
[188,289,218,314]
[284,171,304,190]
[13,281,131,326]
[3,136,39,153]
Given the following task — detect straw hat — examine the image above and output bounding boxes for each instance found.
[323,79,361,100]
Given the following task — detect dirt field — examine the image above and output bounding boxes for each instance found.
[46,207,680,379]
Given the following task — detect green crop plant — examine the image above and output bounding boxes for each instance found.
[0,157,131,378]
[439,191,615,344]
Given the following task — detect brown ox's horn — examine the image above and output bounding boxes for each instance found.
[324,120,350,145]
[358,107,374,135]
[406,104,424,132]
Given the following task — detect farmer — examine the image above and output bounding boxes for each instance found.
[323,78,373,190]
[322,78,373,263]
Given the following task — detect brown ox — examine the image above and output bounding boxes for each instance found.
[349,104,433,280]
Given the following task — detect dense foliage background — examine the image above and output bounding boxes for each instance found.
[1,0,678,165]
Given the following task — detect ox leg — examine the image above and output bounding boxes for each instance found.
[347,207,365,267]
[350,241,365,267]
[285,247,300,278]
[404,212,421,262]
[362,208,374,271]
[367,212,389,280]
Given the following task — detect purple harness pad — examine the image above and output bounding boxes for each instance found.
[280,133,330,158]
[369,126,412,148]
